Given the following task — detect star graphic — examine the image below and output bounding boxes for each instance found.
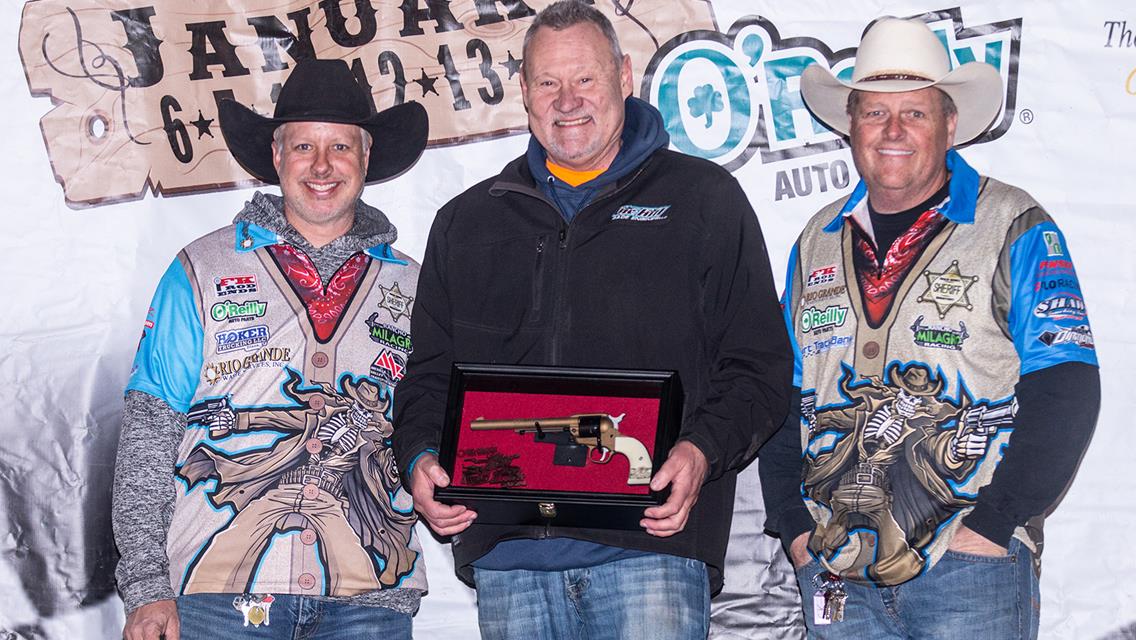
[190,110,214,139]
[917,261,978,319]
[500,50,523,79]
[413,69,439,97]
[378,282,414,322]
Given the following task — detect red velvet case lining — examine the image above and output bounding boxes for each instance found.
[452,391,660,495]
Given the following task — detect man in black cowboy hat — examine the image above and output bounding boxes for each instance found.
[759,17,1100,638]
[113,59,429,639]
[391,1,790,638]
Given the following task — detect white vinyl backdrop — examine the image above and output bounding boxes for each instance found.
[1,1,1133,638]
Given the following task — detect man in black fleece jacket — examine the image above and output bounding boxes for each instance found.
[391,1,790,638]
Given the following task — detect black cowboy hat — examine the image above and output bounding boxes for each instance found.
[218,58,428,185]
[887,363,944,397]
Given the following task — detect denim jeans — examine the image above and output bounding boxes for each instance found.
[474,552,710,640]
[176,593,412,639]
[795,538,1039,639]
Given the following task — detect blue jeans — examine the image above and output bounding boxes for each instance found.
[176,593,412,639]
[474,553,710,640]
[795,538,1039,639]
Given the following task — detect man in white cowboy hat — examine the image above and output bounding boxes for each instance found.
[112,58,429,639]
[759,17,1100,638]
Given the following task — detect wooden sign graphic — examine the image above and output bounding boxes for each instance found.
[18,0,715,207]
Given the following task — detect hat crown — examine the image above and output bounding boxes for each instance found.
[851,18,951,84]
[273,59,375,122]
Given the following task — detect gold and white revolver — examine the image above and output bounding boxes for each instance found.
[470,413,652,485]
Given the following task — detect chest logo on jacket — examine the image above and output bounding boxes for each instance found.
[611,204,671,222]
[916,261,978,318]
[378,283,414,322]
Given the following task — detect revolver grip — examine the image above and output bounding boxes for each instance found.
[614,436,653,485]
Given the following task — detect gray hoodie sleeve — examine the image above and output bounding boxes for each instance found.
[112,390,183,613]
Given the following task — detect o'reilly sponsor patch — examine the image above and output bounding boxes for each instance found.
[800,305,847,334]
[611,204,670,222]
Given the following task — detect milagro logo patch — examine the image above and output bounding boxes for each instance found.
[910,315,969,350]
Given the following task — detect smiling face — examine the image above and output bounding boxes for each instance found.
[849,87,958,213]
[272,121,370,246]
[520,22,633,172]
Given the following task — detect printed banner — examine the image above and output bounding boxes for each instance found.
[19,0,714,206]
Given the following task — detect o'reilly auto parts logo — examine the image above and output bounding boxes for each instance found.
[642,8,1020,173]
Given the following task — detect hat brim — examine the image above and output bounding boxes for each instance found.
[218,100,428,185]
[800,62,1004,145]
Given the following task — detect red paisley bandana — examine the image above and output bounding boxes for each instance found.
[267,245,370,341]
[851,210,948,327]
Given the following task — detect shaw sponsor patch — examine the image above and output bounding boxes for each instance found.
[1033,295,1086,321]
[611,204,670,222]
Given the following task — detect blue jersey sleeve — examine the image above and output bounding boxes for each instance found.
[783,244,803,387]
[126,257,205,413]
[1007,221,1098,374]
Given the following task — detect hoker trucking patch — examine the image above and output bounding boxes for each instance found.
[19,0,714,206]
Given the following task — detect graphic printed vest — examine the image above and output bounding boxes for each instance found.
[788,179,1041,586]
[166,224,426,596]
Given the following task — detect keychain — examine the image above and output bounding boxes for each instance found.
[811,571,846,625]
[232,593,276,627]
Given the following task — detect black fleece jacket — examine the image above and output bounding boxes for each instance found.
[392,143,791,594]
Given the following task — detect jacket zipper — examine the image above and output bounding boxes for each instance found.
[544,166,649,364]
[533,237,545,315]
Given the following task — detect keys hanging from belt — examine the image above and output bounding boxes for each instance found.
[812,570,846,625]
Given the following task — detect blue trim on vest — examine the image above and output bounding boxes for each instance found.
[824,149,980,233]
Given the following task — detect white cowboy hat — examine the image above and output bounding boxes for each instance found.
[800,17,1003,144]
